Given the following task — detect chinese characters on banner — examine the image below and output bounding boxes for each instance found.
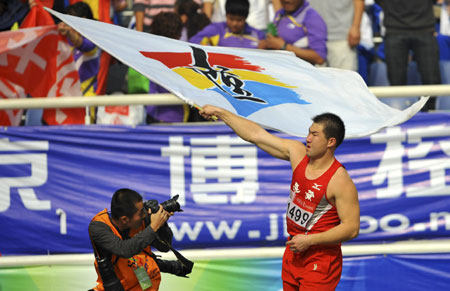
[371,125,450,199]
[0,113,448,254]
[0,139,51,212]
[162,135,259,206]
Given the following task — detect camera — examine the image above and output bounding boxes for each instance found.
[96,257,125,291]
[144,194,183,214]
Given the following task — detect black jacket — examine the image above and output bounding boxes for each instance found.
[376,0,436,33]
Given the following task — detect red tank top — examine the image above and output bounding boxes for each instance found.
[286,156,342,236]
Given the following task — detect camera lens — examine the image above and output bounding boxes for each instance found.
[161,194,183,213]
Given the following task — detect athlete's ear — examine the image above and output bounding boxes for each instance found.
[327,137,336,149]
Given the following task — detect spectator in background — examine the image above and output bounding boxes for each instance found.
[437,0,450,61]
[0,0,29,31]
[261,0,327,66]
[128,0,177,122]
[175,0,210,121]
[190,0,265,49]
[54,0,124,96]
[376,0,441,111]
[57,2,100,123]
[309,0,364,71]
[176,0,210,41]
[203,0,281,31]
[144,12,191,123]
[133,0,177,32]
[356,3,376,83]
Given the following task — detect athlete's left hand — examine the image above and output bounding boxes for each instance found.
[286,234,312,253]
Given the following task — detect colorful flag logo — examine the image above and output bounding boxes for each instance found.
[141,46,309,117]
[46,8,429,137]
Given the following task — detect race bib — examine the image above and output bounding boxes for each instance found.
[286,196,314,229]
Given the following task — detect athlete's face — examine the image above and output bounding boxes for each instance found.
[226,14,246,34]
[305,123,330,158]
[281,0,303,13]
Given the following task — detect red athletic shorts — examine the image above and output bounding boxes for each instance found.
[282,244,342,291]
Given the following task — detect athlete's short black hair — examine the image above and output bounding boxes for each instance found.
[312,113,345,148]
[110,188,143,219]
[225,0,250,18]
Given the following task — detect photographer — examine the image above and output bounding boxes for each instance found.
[88,188,189,291]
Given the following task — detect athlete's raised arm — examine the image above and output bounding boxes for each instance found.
[199,104,306,166]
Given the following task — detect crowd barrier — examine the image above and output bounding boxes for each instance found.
[1,239,450,268]
[0,85,450,110]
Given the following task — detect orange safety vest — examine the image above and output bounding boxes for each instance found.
[91,209,161,291]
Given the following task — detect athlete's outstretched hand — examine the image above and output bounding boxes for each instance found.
[198,104,221,121]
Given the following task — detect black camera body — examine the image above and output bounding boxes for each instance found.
[96,257,125,291]
[144,194,183,213]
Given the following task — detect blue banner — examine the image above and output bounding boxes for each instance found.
[0,112,449,255]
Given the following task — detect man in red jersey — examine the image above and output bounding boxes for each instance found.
[199,104,360,291]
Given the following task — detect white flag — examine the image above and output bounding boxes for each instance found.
[47,8,428,138]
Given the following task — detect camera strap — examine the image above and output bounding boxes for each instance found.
[89,232,103,261]
[88,230,118,265]
[155,234,194,276]
[89,230,125,291]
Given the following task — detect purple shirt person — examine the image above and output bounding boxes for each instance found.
[189,22,265,48]
[146,83,187,123]
[57,2,99,96]
[263,0,327,65]
[145,12,188,123]
[72,37,99,95]
[189,0,265,49]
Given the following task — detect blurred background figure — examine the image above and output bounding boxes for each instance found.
[174,0,211,121]
[0,0,29,31]
[79,0,127,97]
[189,0,265,49]
[309,0,364,71]
[203,0,281,31]
[262,0,327,66]
[176,0,210,41]
[129,12,191,123]
[133,0,177,32]
[376,0,441,111]
[58,2,100,123]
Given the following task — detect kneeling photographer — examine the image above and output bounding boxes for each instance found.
[88,188,193,291]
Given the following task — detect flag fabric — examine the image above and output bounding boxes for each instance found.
[20,0,55,28]
[0,25,85,125]
[48,9,428,138]
[0,78,26,126]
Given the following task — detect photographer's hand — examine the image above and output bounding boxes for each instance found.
[150,205,172,232]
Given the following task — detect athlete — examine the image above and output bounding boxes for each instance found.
[199,105,360,290]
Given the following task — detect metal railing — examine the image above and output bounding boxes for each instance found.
[0,85,449,110]
[1,239,449,267]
